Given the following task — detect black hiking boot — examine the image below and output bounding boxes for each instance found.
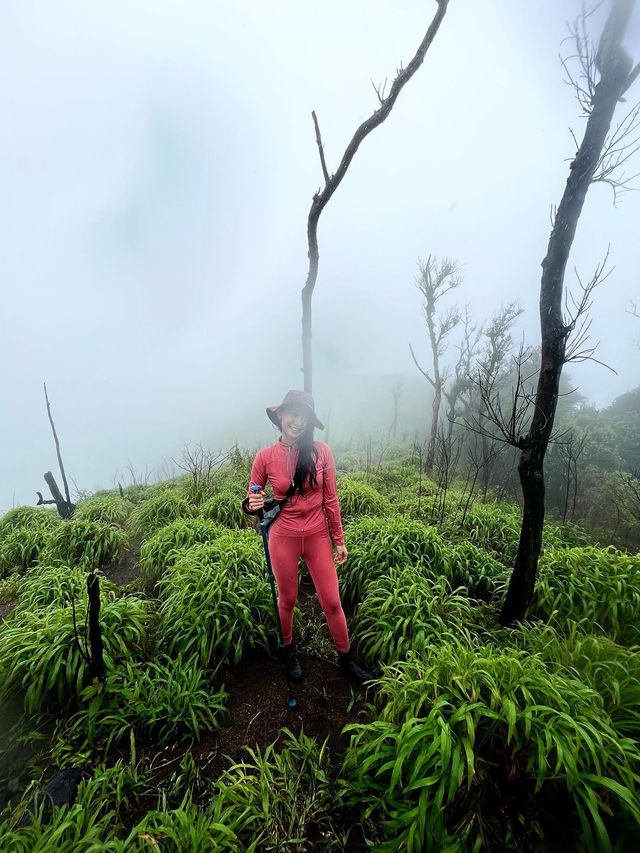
[338,651,375,683]
[281,643,304,682]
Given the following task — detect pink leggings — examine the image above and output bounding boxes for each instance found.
[268,526,350,652]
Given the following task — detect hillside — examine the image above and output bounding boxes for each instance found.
[1,448,640,851]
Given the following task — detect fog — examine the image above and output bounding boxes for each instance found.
[2,0,639,513]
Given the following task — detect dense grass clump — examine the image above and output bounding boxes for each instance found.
[0,507,62,576]
[341,516,447,600]
[199,491,248,529]
[337,477,392,521]
[128,490,192,538]
[443,501,521,562]
[14,565,115,614]
[139,517,225,587]
[0,527,51,575]
[211,729,337,850]
[511,624,640,741]
[531,546,640,644]
[443,540,509,601]
[39,519,129,569]
[73,496,134,528]
[61,654,228,754]
[0,595,150,713]
[155,533,272,667]
[352,570,474,665]
[0,506,62,536]
[341,642,640,852]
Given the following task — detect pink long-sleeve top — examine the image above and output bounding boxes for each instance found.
[247,439,344,545]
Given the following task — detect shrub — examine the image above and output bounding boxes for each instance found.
[341,642,640,852]
[530,546,640,644]
[155,534,272,667]
[0,527,51,575]
[73,496,134,528]
[443,540,509,601]
[0,595,150,713]
[445,502,521,562]
[0,506,62,537]
[139,518,225,586]
[199,491,248,528]
[0,761,149,851]
[337,477,392,521]
[15,565,115,614]
[211,728,337,851]
[128,490,192,538]
[38,520,129,569]
[352,570,473,666]
[512,623,640,741]
[342,516,447,600]
[62,654,228,753]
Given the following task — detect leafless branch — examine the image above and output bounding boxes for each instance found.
[311,110,330,186]
[464,345,539,449]
[303,0,450,391]
[563,248,617,372]
[371,77,388,104]
[409,342,436,389]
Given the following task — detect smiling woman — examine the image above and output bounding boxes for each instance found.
[243,389,373,684]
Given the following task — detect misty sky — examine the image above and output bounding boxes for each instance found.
[1,0,639,513]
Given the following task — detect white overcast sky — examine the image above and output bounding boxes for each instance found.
[1,0,639,512]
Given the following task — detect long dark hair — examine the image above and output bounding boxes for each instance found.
[292,422,318,495]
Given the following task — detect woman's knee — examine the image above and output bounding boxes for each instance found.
[321,598,343,621]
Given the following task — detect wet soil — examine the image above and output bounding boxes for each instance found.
[103,537,142,587]
[0,602,16,624]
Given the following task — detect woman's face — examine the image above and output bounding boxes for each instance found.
[280,406,309,444]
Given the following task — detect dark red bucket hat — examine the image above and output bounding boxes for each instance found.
[266,389,324,430]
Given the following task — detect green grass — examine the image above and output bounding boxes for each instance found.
[341,641,640,852]
[352,569,474,666]
[73,495,134,527]
[155,533,273,668]
[337,477,392,521]
[199,491,249,529]
[341,515,447,600]
[128,489,192,538]
[531,546,640,645]
[39,519,129,570]
[139,517,225,587]
[0,594,150,713]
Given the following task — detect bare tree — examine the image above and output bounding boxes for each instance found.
[36,383,75,519]
[410,255,462,471]
[475,303,524,498]
[173,443,228,501]
[388,379,404,439]
[302,1,450,392]
[500,0,640,626]
[443,306,482,445]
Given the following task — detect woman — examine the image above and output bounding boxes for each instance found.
[244,389,373,684]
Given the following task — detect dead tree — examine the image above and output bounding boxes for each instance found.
[36,383,75,519]
[302,0,450,392]
[476,303,523,499]
[388,379,404,439]
[500,0,640,626]
[444,306,482,446]
[560,430,588,522]
[410,255,462,471]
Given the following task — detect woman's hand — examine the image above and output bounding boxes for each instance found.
[334,544,348,565]
[247,488,265,512]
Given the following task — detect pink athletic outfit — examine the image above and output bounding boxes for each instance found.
[247,439,350,652]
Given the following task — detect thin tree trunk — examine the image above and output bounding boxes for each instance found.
[44,383,72,506]
[302,1,449,392]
